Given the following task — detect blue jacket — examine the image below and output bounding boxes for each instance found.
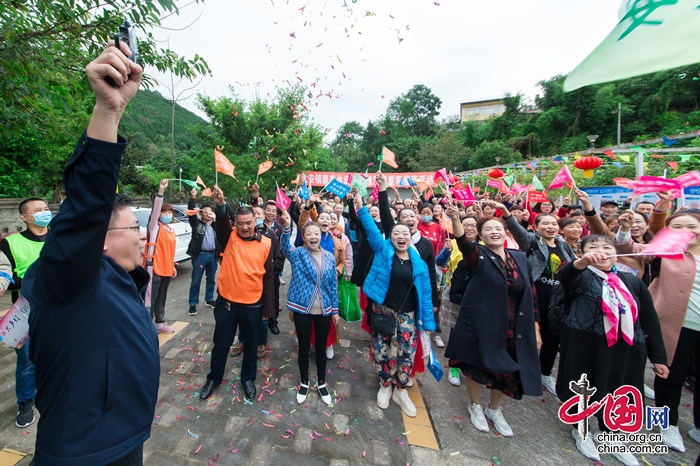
[358,207,435,331]
[281,228,339,316]
[22,133,160,466]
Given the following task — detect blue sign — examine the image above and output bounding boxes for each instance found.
[324,179,351,198]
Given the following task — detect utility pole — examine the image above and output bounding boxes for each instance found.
[617,102,622,147]
[179,167,183,193]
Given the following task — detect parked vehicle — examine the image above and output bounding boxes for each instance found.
[130,206,192,263]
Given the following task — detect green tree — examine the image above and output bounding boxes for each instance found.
[386,84,442,137]
[469,141,521,169]
[407,130,471,172]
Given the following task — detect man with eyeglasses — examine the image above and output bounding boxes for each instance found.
[22,42,159,465]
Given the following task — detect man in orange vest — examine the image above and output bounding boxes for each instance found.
[200,185,276,401]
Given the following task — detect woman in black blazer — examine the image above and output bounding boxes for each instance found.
[444,202,542,438]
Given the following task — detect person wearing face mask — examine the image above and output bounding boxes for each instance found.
[186,188,219,316]
[615,211,700,453]
[417,203,446,258]
[280,211,339,405]
[143,179,177,334]
[444,203,542,438]
[0,197,51,429]
[498,201,576,399]
[298,200,345,360]
[355,193,435,418]
[555,235,668,464]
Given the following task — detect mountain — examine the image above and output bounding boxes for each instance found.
[120,89,209,153]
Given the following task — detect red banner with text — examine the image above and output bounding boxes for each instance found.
[301,172,437,188]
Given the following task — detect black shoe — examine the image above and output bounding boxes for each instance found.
[16,400,35,428]
[188,305,198,316]
[199,379,217,401]
[685,376,696,393]
[269,323,280,335]
[243,380,257,400]
[205,301,216,308]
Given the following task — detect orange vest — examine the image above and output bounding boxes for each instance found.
[153,224,176,277]
[217,230,271,305]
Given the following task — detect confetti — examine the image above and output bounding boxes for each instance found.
[286,430,295,436]
[187,429,199,438]
[560,446,572,453]
[262,423,275,428]
[194,445,203,454]
[453,415,464,420]
[402,431,411,435]
[362,451,366,458]
[449,451,460,456]
[230,449,239,453]
[396,438,405,445]
[323,411,332,418]
[325,423,331,430]
[281,435,291,439]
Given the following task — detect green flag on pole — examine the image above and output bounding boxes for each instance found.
[564,0,700,92]
[532,175,545,191]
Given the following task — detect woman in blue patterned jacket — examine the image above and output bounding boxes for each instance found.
[354,192,435,418]
[281,210,339,406]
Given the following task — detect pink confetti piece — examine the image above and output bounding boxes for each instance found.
[230,449,239,453]
[257,393,264,402]
[309,432,315,440]
[362,451,366,458]
[262,423,275,428]
[397,438,405,445]
[194,445,203,454]
[286,430,295,436]
[281,434,291,439]
[325,423,331,430]
[292,419,299,426]
[314,430,322,437]
[323,411,332,418]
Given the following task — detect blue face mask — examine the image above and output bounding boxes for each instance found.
[32,211,52,227]
[256,218,264,227]
[420,215,433,224]
[160,215,172,224]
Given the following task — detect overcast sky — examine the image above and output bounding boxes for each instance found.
[150,0,620,136]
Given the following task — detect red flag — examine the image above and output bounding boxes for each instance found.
[548,165,574,190]
[453,180,465,190]
[433,168,448,184]
[450,185,475,201]
[258,161,273,175]
[381,146,399,169]
[638,228,696,260]
[424,188,434,200]
[667,161,679,172]
[603,150,617,161]
[498,179,510,194]
[527,189,549,203]
[276,186,292,211]
[215,148,236,179]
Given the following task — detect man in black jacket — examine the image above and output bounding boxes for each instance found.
[187,188,219,316]
[23,42,159,465]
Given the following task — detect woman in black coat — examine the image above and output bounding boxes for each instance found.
[555,234,668,464]
[444,203,542,438]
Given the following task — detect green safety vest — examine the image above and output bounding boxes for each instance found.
[5,233,45,280]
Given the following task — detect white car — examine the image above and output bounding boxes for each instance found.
[130,206,192,263]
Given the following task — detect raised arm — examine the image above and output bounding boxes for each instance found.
[498,201,535,251]
[33,41,142,305]
[356,193,386,253]
[575,188,613,237]
[188,188,199,228]
[211,185,233,248]
[649,191,670,235]
[376,172,395,237]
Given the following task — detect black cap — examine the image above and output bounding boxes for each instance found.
[600,200,619,207]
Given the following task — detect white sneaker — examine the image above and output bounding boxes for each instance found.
[611,450,639,466]
[296,383,309,404]
[572,429,600,461]
[541,375,557,396]
[448,368,461,386]
[661,425,686,452]
[467,403,489,433]
[392,389,417,417]
[377,384,392,409]
[433,335,445,348]
[406,378,414,388]
[484,406,513,437]
[643,384,655,400]
[326,345,334,360]
[689,427,700,444]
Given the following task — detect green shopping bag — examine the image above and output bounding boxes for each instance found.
[338,271,362,322]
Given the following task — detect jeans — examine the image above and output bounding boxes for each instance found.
[207,297,261,384]
[16,340,36,404]
[239,318,268,346]
[294,313,331,384]
[189,252,217,306]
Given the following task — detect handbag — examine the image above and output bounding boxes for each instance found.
[370,284,413,336]
[338,270,362,322]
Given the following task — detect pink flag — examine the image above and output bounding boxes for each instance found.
[371,183,379,201]
[433,168,448,185]
[512,182,526,195]
[346,173,353,183]
[631,176,680,195]
[499,179,510,195]
[669,170,700,199]
[548,165,574,190]
[450,185,475,201]
[275,186,292,211]
[486,179,500,189]
[637,228,697,260]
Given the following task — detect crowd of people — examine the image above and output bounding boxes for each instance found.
[1,42,700,466]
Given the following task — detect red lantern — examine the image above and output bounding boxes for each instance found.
[573,156,603,178]
[488,168,504,179]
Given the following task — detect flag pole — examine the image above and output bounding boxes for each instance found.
[378,160,383,172]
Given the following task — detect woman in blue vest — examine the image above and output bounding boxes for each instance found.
[280,210,339,406]
[445,203,542,438]
[354,193,435,418]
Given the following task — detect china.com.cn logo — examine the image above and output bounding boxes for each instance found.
[558,374,669,441]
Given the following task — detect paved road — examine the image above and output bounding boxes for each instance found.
[0,261,698,465]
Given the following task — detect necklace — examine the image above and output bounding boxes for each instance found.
[397,254,410,265]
